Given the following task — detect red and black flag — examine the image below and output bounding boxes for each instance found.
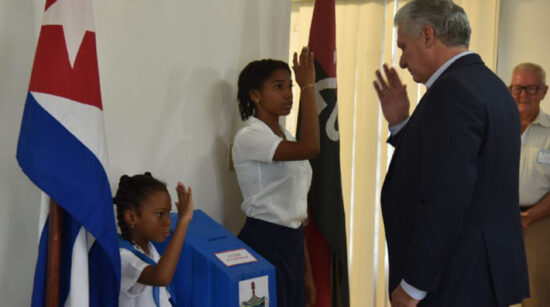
[305,0,349,306]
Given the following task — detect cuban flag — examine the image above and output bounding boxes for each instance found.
[16,0,120,306]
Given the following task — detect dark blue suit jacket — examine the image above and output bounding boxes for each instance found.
[381,54,529,306]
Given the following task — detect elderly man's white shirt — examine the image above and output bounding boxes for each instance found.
[519,111,550,206]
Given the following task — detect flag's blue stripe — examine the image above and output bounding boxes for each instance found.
[17,93,120,305]
[31,220,48,307]
[89,240,120,307]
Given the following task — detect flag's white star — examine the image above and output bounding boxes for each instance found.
[42,0,95,68]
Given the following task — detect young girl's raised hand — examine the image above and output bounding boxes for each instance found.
[273,46,320,161]
[137,182,193,287]
[175,182,194,224]
[292,46,316,89]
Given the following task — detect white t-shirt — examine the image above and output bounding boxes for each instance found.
[119,242,172,307]
[232,116,312,229]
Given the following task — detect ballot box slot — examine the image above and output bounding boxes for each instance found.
[207,236,227,242]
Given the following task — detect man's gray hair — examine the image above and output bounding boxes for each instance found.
[513,63,547,85]
[394,0,471,48]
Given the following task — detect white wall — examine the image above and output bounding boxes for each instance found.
[0,0,43,305]
[497,0,550,113]
[0,0,290,305]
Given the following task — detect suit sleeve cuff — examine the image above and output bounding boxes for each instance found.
[389,117,409,135]
[400,279,427,300]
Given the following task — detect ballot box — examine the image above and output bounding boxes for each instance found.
[154,210,277,307]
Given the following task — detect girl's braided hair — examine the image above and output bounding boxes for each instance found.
[112,172,167,242]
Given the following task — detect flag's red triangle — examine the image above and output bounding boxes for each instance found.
[29,25,102,110]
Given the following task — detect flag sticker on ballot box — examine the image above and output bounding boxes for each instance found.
[215,248,257,267]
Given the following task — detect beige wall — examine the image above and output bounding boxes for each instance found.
[497,0,550,113]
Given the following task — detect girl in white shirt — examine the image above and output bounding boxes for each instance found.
[113,172,193,307]
[232,47,319,307]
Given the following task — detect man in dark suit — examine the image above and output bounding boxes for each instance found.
[372,1,530,306]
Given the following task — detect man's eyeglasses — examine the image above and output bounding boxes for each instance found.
[509,85,541,96]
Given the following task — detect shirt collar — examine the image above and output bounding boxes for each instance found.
[249,116,288,138]
[249,116,272,131]
[532,111,550,128]
[425,51,474,88]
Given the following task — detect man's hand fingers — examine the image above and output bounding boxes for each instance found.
[373,81,384,99]
[376,69,388,89]
[386,65,403,87]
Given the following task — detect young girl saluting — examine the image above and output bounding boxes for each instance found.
[232,47,318,306]
[113,172,193,307]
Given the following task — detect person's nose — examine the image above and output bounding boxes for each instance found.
[399,55,406,69]
[514,89,532,103]
[164,215,171,227]
[285,86,293,99]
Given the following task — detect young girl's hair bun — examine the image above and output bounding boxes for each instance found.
[113,175,130,204]
[144,172,152,177]
[118,174,131,190]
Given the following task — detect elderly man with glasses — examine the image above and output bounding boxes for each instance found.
[509,62,550,307]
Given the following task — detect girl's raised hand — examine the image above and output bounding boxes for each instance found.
[292,46,315,89]
[138,182,193,286]
[175,182,194,224]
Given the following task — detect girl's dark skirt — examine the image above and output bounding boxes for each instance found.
[238,216,305,307]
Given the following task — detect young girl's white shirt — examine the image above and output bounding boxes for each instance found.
[232,116,313,229]
[119,242,172,307]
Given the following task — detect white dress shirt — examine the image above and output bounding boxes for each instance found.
[232,116,312,229]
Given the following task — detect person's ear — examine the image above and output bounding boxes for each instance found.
[249,89,261,104]
[123,209,138,228]
[422,25,436,48]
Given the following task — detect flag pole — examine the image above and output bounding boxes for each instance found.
[45,199,62,307]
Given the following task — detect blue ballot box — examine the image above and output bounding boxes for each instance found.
[154,210,277,307]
